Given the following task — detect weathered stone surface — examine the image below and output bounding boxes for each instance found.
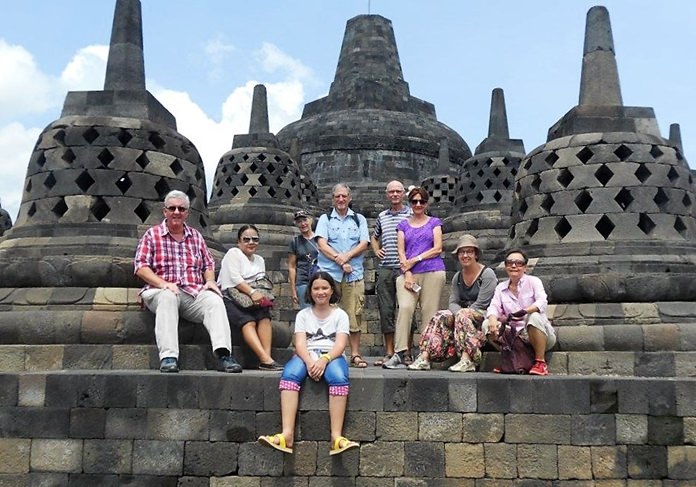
[132,440,184,476]
[558,445,593,479]
[146,408,208,441]
[183,441,237,476]
[484,442,517,479]
[445,442,485,478]
[418,412,461,442]
[616,414,648,444]
[0,439,30,474]
[516,443,558,480]
[591,445,627,478]
[82,439,132,474]
[505,414,572,444]
[627,445,668,478]
[17,375,45,407]
[375,412,417,441]
[667,445,696,480]
[461,414,504,443]
[30,439,82,473]
[359,442,404,477]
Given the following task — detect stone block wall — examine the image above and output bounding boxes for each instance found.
[0,371,694,485]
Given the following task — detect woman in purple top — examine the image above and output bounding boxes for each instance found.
[383,187,446,369]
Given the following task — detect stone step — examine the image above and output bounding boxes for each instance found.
[1,344,695,377]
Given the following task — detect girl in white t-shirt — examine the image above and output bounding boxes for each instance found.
[258,272,359,456]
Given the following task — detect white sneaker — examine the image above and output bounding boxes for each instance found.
[382,353,406,369]
[448,356,476,372]
[407,354,430,370]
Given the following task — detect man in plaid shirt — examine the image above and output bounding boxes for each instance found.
[134,190,241,373]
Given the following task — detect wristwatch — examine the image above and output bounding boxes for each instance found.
[417,255,422,262]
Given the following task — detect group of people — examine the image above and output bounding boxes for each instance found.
[133,184,556,456]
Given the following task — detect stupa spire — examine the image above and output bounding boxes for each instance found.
[249,84,270,134]
[579,6,622,106]
[104,0,146,91]
[487,88,510,139]
[669,123,684,153]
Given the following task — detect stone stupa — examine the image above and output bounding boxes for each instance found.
[0,0,219,364]
[444,88,525,258]
[276,14,470,217]
[508,6,696,374]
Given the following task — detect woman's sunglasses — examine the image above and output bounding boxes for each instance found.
[241,236,260,243]
[410,199,426,206]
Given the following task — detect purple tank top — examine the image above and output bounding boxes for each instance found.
[397,217,446,274]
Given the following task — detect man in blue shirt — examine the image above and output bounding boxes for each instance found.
[316,183,369,368]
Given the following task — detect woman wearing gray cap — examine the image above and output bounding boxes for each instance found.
[288,210,319,309]
[408,234,497,372]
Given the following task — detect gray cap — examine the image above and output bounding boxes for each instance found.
[451,234,480,256]
[294,210,312,220]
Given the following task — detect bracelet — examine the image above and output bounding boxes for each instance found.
[320,353,332,362]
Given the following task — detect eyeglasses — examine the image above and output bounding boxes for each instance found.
[410,199,426,206]
[165,206,188,213]
[505,259,526,267]
[241,236,260,243]
[458,249,477,256]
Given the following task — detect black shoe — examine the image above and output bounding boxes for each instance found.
[159,357,179,373]
[259,361,283,371]
[217,355,242,373]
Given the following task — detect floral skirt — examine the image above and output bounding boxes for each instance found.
[418,308,485,361]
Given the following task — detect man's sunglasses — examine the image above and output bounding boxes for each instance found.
[165,206,188,212]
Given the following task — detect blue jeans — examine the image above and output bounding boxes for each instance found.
[281,353,349,387]
[295,284,310,309]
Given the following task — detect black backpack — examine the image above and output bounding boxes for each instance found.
[497,318,535,374]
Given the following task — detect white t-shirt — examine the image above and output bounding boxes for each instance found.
[294,306,350,353]
[218,247,266,290]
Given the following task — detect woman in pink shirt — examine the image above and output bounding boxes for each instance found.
[485,249,556,375]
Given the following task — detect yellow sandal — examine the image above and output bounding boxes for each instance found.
[258,433,293,454]
[330,435,359,456]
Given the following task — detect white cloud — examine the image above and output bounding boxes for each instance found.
[256,42,314,82]
[0,39,56,120]
[204,34,236,81]
[0,122,41,221]
[60,44,108,90]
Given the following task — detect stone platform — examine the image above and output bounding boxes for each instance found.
[0,366,694,485]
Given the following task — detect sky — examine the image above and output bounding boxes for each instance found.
[1,0,695,221]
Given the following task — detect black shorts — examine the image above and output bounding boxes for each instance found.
[223,295,272,328]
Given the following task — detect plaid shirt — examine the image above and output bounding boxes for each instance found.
[134,220,214,297]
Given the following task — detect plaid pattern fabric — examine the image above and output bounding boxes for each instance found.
[134,220,214,297]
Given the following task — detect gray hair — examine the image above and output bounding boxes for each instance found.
[163,190,190,208]
[332,183,351,197]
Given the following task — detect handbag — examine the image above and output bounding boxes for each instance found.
[225,275,275,309]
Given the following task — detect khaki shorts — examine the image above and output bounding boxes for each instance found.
[339,279,364,333]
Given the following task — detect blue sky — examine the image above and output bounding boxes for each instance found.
[1,0,695,220]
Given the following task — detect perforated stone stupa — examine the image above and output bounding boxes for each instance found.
[444,88,525,256]
[276,14,470,216]
[510,7,696,330]
[0,0,216,349]
[208,84,306,247]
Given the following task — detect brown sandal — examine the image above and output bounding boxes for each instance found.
[350,355,368,368]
